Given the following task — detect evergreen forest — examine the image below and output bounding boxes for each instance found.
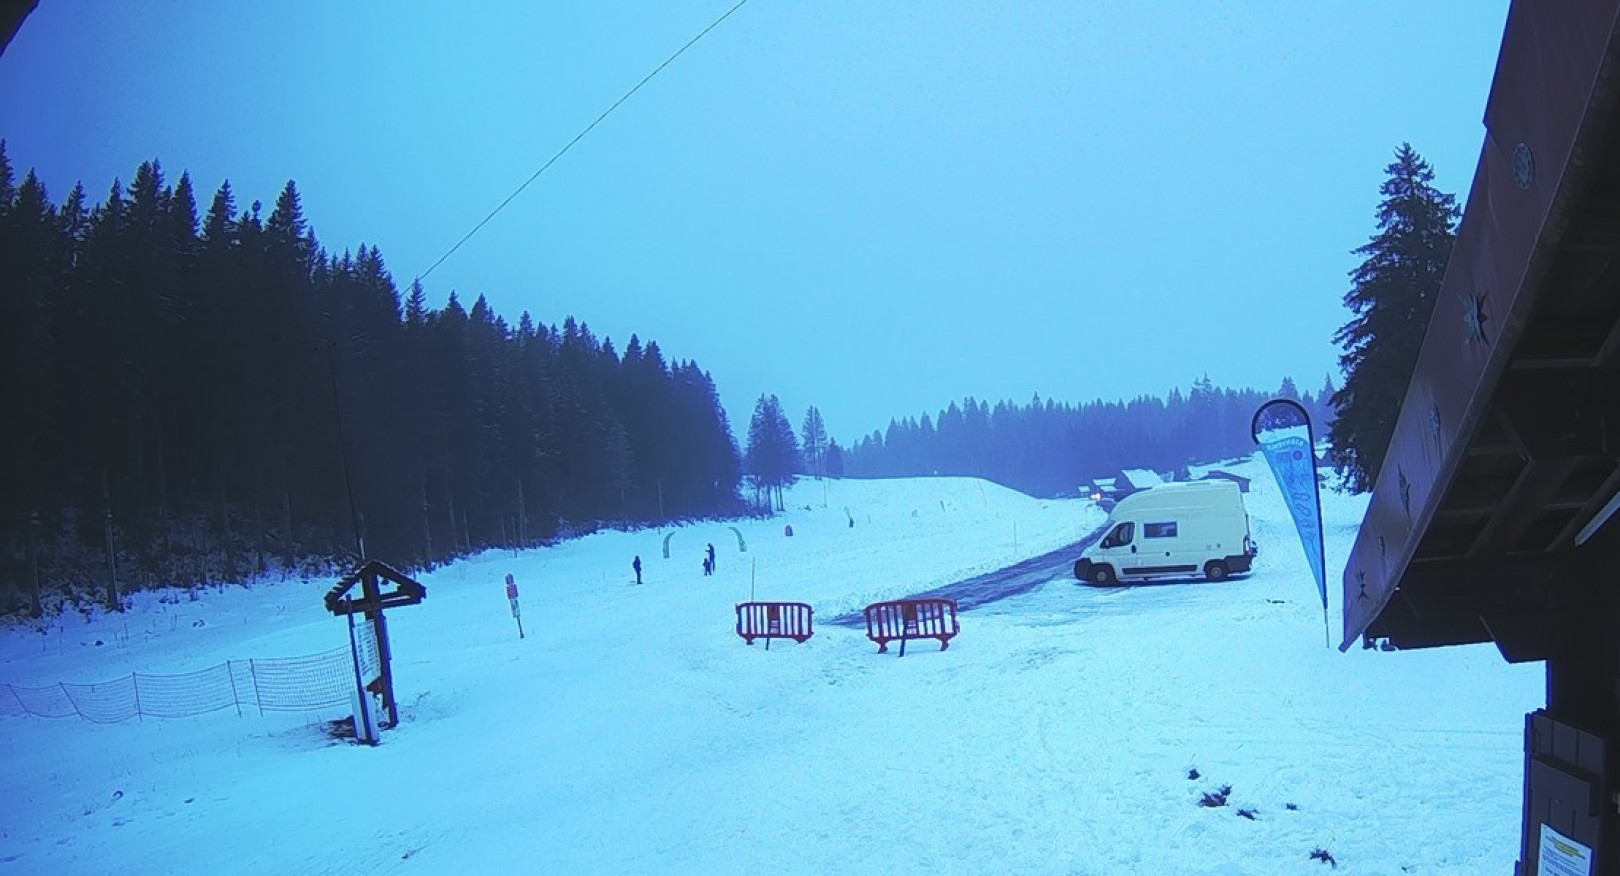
[843,376,1337,498]
[0,137,1427,619]
[0,147,741,616]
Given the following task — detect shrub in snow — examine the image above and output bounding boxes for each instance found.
[1198,785,1231,808]
[1309,848,1337,868]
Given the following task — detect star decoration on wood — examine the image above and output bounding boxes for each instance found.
[1512,141,1535,190]
[1399,468,1412,518]
[1462,291,1491,346]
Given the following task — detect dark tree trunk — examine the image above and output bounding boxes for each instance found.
[27,511,41,619]
[420,471,433,563]
[102,472,120,612]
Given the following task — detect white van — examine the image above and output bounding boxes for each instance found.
[1073,480,1255,585]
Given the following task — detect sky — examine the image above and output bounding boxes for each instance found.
[0,454,1546,873]
[0,1,1511,443]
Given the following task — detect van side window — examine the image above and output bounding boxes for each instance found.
[1102,522,1134,548]
[1144,521,1177,539]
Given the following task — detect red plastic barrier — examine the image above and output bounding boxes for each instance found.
[863,598,959,655]
[735,602,814,646]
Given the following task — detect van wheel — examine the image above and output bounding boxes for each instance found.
[1073,560,1087,580]
[1204,560,1229,581]
[1090,565,1117,586]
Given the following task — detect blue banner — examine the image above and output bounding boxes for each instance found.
[1251,400,1327,614]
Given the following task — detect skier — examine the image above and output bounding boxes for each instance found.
[706,543,716,573]
[632,555,642,585]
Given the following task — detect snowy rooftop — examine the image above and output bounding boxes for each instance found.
[1119,468,1165,488]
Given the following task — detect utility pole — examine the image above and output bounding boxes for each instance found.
[325,343,366,560]
[102,472,120,612]
[27,511,41,619]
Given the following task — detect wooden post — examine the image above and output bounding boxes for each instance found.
[345,606,378,745]
[373,609,396,727]
[26,511,41,619]
[322,560,426,737]
[102,473,119,612]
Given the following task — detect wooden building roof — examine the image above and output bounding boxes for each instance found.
[1344,1,1620,655]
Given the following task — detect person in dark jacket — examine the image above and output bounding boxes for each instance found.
[706,543,716,573]
[632,555,642,585]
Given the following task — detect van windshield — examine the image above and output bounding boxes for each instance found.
[1102,521,1134,548]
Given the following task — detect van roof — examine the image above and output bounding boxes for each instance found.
[1112,480,1243,510]
[1140,480,1237,492]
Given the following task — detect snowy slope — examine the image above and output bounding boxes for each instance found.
[0,458,1543,875]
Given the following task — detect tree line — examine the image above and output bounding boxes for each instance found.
[0,145,741,616]
[0,138,1459,616]
[840,376,1336,497]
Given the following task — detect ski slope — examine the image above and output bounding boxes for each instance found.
[0,456,1543,874]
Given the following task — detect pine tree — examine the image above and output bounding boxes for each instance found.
[0,156,746,611]
[602,417,635,519]
[801,405,828,477]
[0,168,56,615]
[404,278,428,327]
[744,394,798,511]
[825,440,845,478]
[0,140,14,217]
[1328,144,1458,492]
[1312,372,1338,431]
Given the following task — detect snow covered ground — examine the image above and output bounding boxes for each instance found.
[0,456,1544,874]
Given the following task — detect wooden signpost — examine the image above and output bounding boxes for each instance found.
[323,559,427,732]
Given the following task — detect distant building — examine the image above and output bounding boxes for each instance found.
[1197,470,1251,493]
[1117,468,1165,494]
[1088,469,1171,504]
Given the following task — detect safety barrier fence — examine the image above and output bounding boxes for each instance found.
[0,641,377,724]
[863,598,959,655]
[734,601,814,645]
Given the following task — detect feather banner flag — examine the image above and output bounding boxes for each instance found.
[1251,398,1329,644]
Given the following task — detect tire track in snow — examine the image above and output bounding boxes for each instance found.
[826,523,1108,626]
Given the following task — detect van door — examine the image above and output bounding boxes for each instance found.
[1095,521,1136,574]
[1140,520,1197,576]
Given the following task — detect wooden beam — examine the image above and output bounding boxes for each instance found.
[1467,458,1581,556]
[1552,465,1620,549]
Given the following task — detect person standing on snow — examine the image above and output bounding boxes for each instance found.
[632,555,642,585]
[706,543,716,574]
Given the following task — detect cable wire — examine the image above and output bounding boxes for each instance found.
[416,0,754,283]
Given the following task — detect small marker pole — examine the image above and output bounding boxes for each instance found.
[750,558,756,604]
[505,574,523,639]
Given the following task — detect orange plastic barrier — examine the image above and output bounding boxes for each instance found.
[735,601,814,646]
[862,598,958,655]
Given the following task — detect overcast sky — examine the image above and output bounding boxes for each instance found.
[1,1,1508,445]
